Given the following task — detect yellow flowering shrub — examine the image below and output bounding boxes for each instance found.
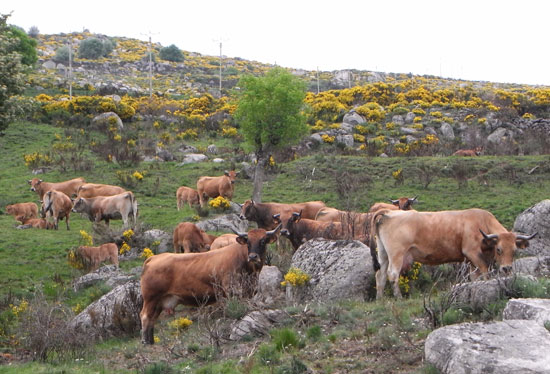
[430,111,442,118]
[413,116,422,123]
[412,123,423,130]
[177,129,198,140]
[399,262,422,294]
[141,248,154,259]
[412,108,426,115]
[394,143,410,155]
[67,248,85,270]
[133,171,144,181]
[123,229,134,241]
[385,122,396,130]
[477,117,487,124]
[119,242,131,255]
[23,152,53,169]
[221,127,238,137]
[80,230,94,246]
[321,134,335,143]
[329,123,341,129]
[392,169,404,185]
[522,113,535,119]
[464,114,475,122]
[113,134,122,142]
[268,156,276,167]
[281,268,310,287]
[10,300,29,317]
[209,196,231,209]
[353,133,365,143]
[168,317,193,331]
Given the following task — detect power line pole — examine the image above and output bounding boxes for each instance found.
[68,40,72,99]
[141,32,158,97]
[316,67,320,94]
[213,37,228,97]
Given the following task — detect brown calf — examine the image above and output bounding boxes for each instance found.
[176,186,200,210]
[41,190,73,230]
[16,215,53,229]
[209,234,238,250]
[453,147,482,156]
[239,199,327,230]
[173,222,217,253]
[77,243,119,272]
[368,196,417,213]
[6,202,38,221]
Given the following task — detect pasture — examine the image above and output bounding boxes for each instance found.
[1,120,549,373]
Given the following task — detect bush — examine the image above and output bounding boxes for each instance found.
[270,328,303,352]
[159,44,184,62]
[78,37,112,59]
[53,45,70,63]
[256,343,281,366]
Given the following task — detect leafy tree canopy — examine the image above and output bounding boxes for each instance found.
[159,44,184,62]
[78,37,113,59]
[8,25,37,66]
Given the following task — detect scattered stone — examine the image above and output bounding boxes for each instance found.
[513,255,550,276]
[229,309,287,341]
[440,122,455,140]
[405,112,416,124]
[342,111,365,126]
[178,153,208,165]
[92,112,124,131]
[212,158,224,163]
[335,134,354,147]
[196,213,249,233]
[142,229,172,253]
[503,298,550,326]
[207,144,218,154]
[513,200,550,256]
[257,266,284,304]
[392,115,404,125]
[73,265,134,292]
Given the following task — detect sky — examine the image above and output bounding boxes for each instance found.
[3,0,549,86]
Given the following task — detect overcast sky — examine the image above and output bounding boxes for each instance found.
[3,0,549,86]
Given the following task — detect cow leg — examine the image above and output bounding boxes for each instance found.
[375,237,389,299]
[54,215,59,230]
[387,251,405,299]
[465,251,489,280]
[65,214,70,230]
[177,198,182,211]
[140,300,162,344]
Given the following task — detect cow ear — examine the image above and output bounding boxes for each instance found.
[224,170,230,176]
[481,236,498,250]
[236,235,248,245]
[516,239,530,249]
[272,214,281,224]
[27,180,32,185]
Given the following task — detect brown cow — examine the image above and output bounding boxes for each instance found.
[41,190,73,230]
[77,183,126,198]
[140,225,281,344]
[370,208,537,299]
[453,147,482,156]
[196,170,237,208]
[368,196,417,213]
[28,177,86,199]
[278,211,361,251]
[6,202,38,221]
[72,191,138,228]
[15,215,53,229]
[210,234,238,250]
[173,222,217,253]
[239,200,326,230]
[176,186,200,210]
[77,243,119,272]
[314,208,372,241]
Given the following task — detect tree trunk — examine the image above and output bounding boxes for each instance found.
[252,153,268,203]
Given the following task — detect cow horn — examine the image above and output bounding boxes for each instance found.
[236,202,243,208]
[292,211,301,218]
[251,199,255,205]
[272,213,280,219]
[390,199,398,204]
[480,229,498,240]
[517,232,538,241]
[230,227,247,239]
[266,223,282,236]
[27,180,32,185]
[409,196,418,202]
[224,170,230,176]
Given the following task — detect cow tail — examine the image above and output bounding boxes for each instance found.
[369,209,388,272]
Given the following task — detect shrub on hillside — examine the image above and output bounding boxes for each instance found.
[78,37,112,59]
[159,44,184,62]
[53,45,70,63]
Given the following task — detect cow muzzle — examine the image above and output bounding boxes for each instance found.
[280,229,290,237]
[248,253,260,263]
[239,214,246,220]
[500,265,513,274]
[30,187,35,192]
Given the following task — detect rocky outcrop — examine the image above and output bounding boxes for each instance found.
[71,280,142,339]
[196,213,249,233]
[425,319,550,374]
[72,265,136,291]
[342,111,365,125]
[256,266,284,305]
[286,239,375,303]
[503,298,550,326]
[92,112,123,131]
[178,153,208,165]
[141,229,172,253]
[513,255,550,276]
[513,200,550,256]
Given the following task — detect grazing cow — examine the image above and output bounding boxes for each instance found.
[6,202,38,221]
[278,211,359,251]
[77,243,119,272]
[77,183,125,198]
[41,190,73,230]
[368,196,417,213]
[28,177,86,199]
[209,234,238,250]
[453,147,482,156]
[15,215,53,229]
[140,225,281,344]
[173,222,217,253]
[72,191,138,228]
[196,170,237,208]
[239,200,326,230]
[176,186,200,210]
[370,208,537,299]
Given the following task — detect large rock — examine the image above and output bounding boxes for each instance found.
[257,266,284,304]
[513,255,550,276]
[439,122,455,140]
[92,112,123,131]
[405,112,416,124]
[71,280,142,339]
[178,153,208,165]
[286,239,375,303]
[335,134,354,148]
[229,309,287,341]
[503,298,550,326]
[451,275,535,310]
[342,111,365,126]
[513,200,550,256]
[142,229,172,253]
[425,320,550,374]
[196,213,249,233]
[72,265,135,292]
[487,127,514,145]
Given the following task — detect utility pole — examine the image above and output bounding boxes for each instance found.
[141,31,158,97]
[316,67,320,94]
[213,37,228,97]
[348,70,352,88]
[68,40,73,99]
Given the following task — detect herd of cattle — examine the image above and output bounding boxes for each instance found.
[5,170,537,345]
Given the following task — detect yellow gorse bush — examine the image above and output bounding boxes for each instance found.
[140,248,154,259]
[209,196,231,209]
[23,152,52,168]
[80,230,93,246]
[168,317,193,331]
[399,262,422,294]
[10,300,29,317]
[221,127,238,137]
[67,248,85,270]
[321,134,335,143]
[133,171,144,181]
[281,268,310,287]
[123,229,134,241]
[119,242,131,255]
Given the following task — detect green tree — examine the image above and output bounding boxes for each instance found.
[234,67,308,201]
[159,44,184,62]
[53,45,70,63]
[0,14,26,134]
[9,26,37,66]
[78,37,112,59]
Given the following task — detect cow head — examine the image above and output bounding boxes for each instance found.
[224,170,237,184]
[6,204,14,215]
[72,197,86,213]
[239,200,255,220]
[480,229,537,273]
[389,196,417,210]
[474,147,483,156]
[280,211,302,238]
[233,225,281,270]
[29,178,43,192]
